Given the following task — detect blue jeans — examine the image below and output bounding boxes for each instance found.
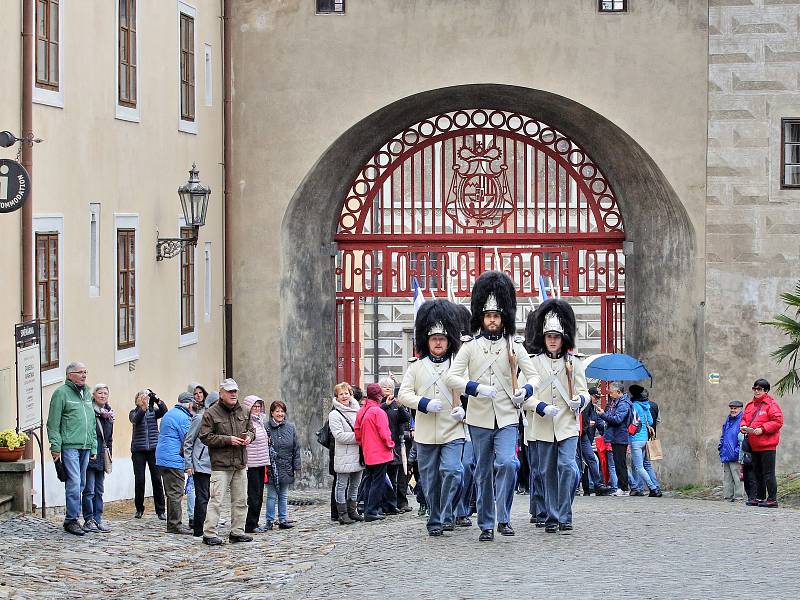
[469,424,518,531]
[455,440,476,518]
[417,440,464,531]
[82,467,105,523]
[265,481,289,523]
[606,450,618,489]
[578,436,603,490]
[630,440,658,491]
[526,441,546,522]
[185,475,195,519]
[537,436,579,525]
[62,448,90,524]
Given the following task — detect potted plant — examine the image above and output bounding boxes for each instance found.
[0,429,29,462]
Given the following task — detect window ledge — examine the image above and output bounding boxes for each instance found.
[178,118,198,135]
[115,104,141,123]
[33,86,64,109]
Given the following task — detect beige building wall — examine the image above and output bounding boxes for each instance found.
[231,1,709,483]
[705,1,800,477]
[0,1,225,507]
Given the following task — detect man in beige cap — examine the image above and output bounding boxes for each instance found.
[199,378,255,545]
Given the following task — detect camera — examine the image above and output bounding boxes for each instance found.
[147,389,160,408]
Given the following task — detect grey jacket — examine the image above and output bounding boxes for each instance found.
[183,409,211,474]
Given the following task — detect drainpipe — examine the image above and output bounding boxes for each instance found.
[21,0,33,323]
[222,0,233,377]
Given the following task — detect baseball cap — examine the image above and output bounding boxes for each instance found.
[220,378,239,391]
[178,392,193,404]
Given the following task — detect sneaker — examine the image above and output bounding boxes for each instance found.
[649,489,663,498]
[611,489,629,497]
[746,499,761,506]
[63,521,85,536]
[417,505,428,517]
[95,521,111,533]
[82,520,99,533]
[759,500,779,508]
[455,516,472,527]
[228,533,254,543]
[167,525,194,535]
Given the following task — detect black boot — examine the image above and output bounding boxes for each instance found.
[337,503,354,525]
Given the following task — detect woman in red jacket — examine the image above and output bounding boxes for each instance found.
[740,379,784,508]
[355,383,395,522]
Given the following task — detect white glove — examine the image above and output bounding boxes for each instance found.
[426,399,443,413]
[476,384,497,398]
[543,405,560,418]
[566,394,583,411]
[511,388,526,408]
[450,406,465,421]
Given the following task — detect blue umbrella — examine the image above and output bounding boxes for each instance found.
[584,353,653,384]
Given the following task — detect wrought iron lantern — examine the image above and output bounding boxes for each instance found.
[155,163,211,261]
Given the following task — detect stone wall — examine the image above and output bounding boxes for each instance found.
[705,0,800,479]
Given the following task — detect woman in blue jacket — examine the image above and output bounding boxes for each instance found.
[718,400,744,501]
[596,382,632,496]
[627,385,661,497]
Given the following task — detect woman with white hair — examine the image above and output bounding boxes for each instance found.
[82,383,114,532]
[596,382,633,497]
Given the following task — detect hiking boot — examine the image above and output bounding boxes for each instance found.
[478,529,494,542]
[167,525,194,535]
[64,521,85,536]
[229,533,254,543]
[347,500,364,522]
[82,520,99,533]
[203,536,224,546]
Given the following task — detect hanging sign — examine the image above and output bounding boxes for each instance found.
[15,321,42,432]
[0,159,31,214]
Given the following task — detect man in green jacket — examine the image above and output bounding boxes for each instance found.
[46,362,97,536]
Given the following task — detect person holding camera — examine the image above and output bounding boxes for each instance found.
[741,379,784,508]
[129,389,168,520]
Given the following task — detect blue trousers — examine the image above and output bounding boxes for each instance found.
[629,440,659,491]
[265,481,289,523]
[185,474,195,519]
[578,435,603,490]
[82,467,105,523]
[469,424,518,531]
[606,450,618,488]
[417,440,464,531]
[526,441,546,522]
[537,436,579,526]
[62,448,90,524]
[455,440,476,518]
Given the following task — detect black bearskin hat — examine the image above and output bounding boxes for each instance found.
[414,299,464,359]
[524,298,577,354]
[469,271,517,337]
[453,303,472,337]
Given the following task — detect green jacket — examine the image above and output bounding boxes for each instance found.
[46,379,97,454]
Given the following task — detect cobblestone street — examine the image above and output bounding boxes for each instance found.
[2,493,799,599]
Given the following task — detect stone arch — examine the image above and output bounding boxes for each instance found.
[281,84,698,483]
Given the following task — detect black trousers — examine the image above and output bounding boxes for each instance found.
[365,462,388,517]
[330,473,338,518]
[383,463,402,511]
[611,443,629,492]
[748,450,777,501]
[396,465,409,508]
[246,466,266,532]
[192,472,211,537]
[132,449,165,513]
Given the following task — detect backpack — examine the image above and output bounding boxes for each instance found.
[316,420,333,449]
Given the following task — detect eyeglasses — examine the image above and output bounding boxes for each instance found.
[70,370,88,375]
[751,387,765,391]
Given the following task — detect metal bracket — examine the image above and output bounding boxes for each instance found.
[155,230,198,261]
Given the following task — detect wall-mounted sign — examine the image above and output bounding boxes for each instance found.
[0,159,31,214]
[707,372,720,385]
[16,321,42,432]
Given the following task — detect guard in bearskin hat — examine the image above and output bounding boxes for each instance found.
[522,298,590,534]
[398,299,467,537]
[444,271,541,542]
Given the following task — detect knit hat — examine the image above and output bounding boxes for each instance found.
[366,383,383,402]
[178,392,193,404]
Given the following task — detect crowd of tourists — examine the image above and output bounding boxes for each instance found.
[45,270,784,544]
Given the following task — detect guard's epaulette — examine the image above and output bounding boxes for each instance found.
[513,335,525,344]
[570,351,587,359]
[460,334,473,342]
[408,356,418,363]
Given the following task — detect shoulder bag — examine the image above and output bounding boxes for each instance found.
[97,420,113,474]
[626,403,641,436]
[740,404,764,466]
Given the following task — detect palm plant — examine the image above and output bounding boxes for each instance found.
[761,281,800,396]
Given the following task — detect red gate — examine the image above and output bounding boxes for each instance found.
[334,110,625,384]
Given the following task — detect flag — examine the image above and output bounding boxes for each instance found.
[538,275,549,304]
[412,276,426,317]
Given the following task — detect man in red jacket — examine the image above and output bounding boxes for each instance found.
[355,383,395,522]
[740,378,784,508]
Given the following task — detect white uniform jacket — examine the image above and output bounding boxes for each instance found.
[445,335,541,430]
[398,356,465,445]
[523,352,589,443]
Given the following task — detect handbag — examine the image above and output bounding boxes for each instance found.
[645,436,663,461]
[626,404,641,436]
[740,404,764,466]
[316,420,333,449]
[97,419,113,474]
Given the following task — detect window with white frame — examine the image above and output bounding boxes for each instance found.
[116,0,140,121]
[89,203,101,296]
[114,214,139,363]
[33,0,64,107]
[781,118,800,189]
[33,215,63,384]
[178,2,198,133]
[316,0,345,14]
[599,0,627,12]
[178,219,198,347]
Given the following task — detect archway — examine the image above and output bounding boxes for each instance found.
[282,85,697,482]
